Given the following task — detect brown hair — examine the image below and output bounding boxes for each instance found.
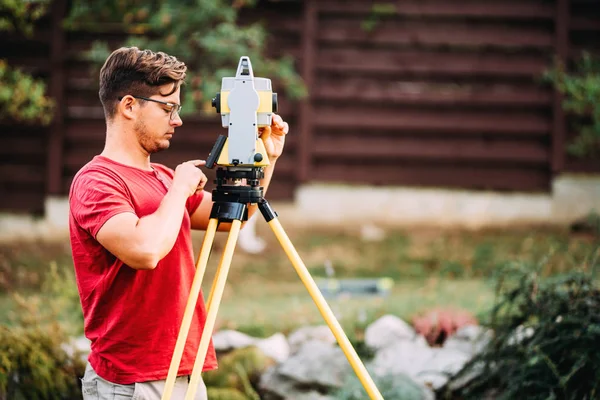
[99,47,187,120]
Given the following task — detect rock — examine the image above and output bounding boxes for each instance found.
[278,341,350,389]
[212,330,256,351]
[62,335,91,363]
[259,366,298,400]
[287,325,336,354]
[212,330,290,363]
[255,333,290,363]
[370,339,435,379]
[259,365,335,400]
[507,324,535,346]
[336,370,435,400]
[365,315,417,350]
[414,348,471,390]
[443,325,492,356]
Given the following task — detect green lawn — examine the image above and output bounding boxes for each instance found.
[1,225,597,339]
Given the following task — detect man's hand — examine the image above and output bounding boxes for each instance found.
[259,113,289,161]
[172,160,207,196]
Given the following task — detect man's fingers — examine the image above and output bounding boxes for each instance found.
[271,114,288,135]
[188,159,206,167]
[260,125,271,141]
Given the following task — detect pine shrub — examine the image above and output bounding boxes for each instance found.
[445,262,600,400]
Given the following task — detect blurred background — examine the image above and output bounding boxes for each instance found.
[1,0,599,399]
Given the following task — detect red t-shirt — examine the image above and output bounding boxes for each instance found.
[69,155,217,384]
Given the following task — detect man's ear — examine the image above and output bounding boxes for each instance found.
[119,95,137,120]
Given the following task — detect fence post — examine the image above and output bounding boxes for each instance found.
[47,0,67,196]
[551,0,570,174]
[298,0,317,182]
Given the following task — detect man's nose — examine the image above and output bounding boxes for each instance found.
[171,112,183,127]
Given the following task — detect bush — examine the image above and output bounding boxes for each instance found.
[445,263,600,400]
[0,295,86,400]
[64,0,307,114]
[203,346,275,400]
[546,52,600,158]
[0,257,85,399]
[0,1,55,125]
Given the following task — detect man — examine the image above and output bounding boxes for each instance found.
[69,47,289,400]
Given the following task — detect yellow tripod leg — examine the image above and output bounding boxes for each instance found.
[268,218,383,400]
[161,218,219,400]
[184,219,243,400]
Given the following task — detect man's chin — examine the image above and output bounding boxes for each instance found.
[151,141,170,153]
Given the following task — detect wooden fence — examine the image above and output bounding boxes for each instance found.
[1,0,599,214]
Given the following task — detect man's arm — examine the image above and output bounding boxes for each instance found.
[96,160,207,270]
[190,114,288,231]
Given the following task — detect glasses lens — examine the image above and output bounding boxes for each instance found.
[170,106,180,120]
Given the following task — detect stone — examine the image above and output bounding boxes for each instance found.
[212,329,256,351]
[277,341,350,389]
[287,325,336,354]
[365,315,417,350]
[256,332,290,363]
[443,325,492,356]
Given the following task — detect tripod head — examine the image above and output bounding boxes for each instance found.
[206,56,278,213]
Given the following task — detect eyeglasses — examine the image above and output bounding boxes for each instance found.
[119,95,182,120]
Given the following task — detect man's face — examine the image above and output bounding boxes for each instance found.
[134,85,183,154]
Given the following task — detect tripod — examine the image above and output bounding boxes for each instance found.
[160,161,383,400]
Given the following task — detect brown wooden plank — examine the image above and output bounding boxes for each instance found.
[312,162,550,192]
[552,0,569,174]
[0,165,46,186]
[319,20,553,49]
[313,136,549,164]
[0,57,50,76]
[298,0,317,182]
[316,49,548,79]
[565,158,600,173]
[0,137,46,157]
[0,138,45,165]
[571,17,600,31]
[0,190,45,214]
[317,1,555,20]
[46,0,68,195]
[314,79,553,108]
[314,107,551,136]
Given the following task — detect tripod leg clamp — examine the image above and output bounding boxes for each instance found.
[210,202,247,222]
[258,199,277,222]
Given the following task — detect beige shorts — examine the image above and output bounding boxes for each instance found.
[81,362,207,400]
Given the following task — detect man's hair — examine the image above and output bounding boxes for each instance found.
[99,47,187,120]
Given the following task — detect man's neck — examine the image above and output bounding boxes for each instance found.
[102,122,152,171]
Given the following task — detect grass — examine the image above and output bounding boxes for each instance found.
[0,224,598,339]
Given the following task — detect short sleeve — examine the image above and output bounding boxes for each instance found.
[70,169,136,238]
[187,190,206,215]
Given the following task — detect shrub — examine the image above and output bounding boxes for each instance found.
[445,263,600,400]
[64,0,307,114]
[0,295,85,400]
[0,1,55,125]
[203,346,275,400]
[546,52,600,158]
